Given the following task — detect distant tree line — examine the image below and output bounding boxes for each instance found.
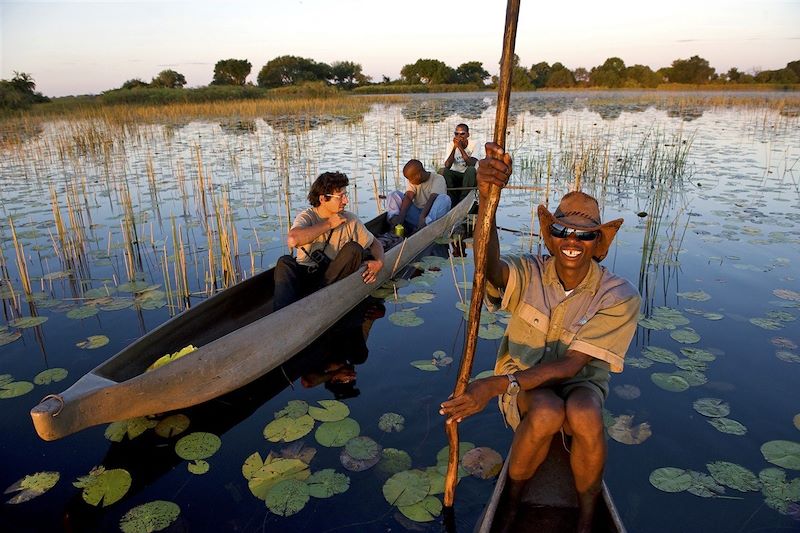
[0,72,49,110]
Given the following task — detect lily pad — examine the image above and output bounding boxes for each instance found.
[410,360,439,371]
[750,318,783,331]
[0,330,22,346]
[154,414,190,438]
[263,414,315,442]
[76,335,110,349]
[9,316,48,328]
[73,466,132,507]
[681,347,716,362]
[344,436,380,461]
[424,467,447,495]
[405,292,435,304]
[306,468,350,498]
[275,400,309,419]
[105,417,158,442]
[707,461,761,492]
[277,441,317,464]
[773,289,800,302]
[759,468,800,514]
[432,350,453,367]
[377,448,413,476]
[436,442,476,464]
[398,495,442,522]
[315,418,360,447]
[461,447,503,479]
[4,471,60,504]
[389,310,424,327]
[612,384,641,400]
[674,369,708,386]
[0,380,35,399]
[340,447,381,472]
[119,500,180,533]
[649,467,692,492]
[174,432,221,460]
[776,351,800,363]
[308,399,350,422]
[478,323,505,340]
[686,470,727,498]
[187,460,210,475]
[675,358,707,372]
[607,414,652,445]
[642,346,679,364]
[247,458,310,500]
[625,357,654,369]
[693,398,731,418]
[383,470,430,507]
[708,418,747,435]
[761,440,800,470]
[651,372,690,392]
[670,328,701,344]
[265,479,310,516]
[794,414,800,431]
[677,290,712,302]
[33,368,68,385]
[66,305,99,320]
[378,412,405,433]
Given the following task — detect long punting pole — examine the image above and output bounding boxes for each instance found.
[443,0,521,509]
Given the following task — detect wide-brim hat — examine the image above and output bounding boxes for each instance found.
[537,191,623,262]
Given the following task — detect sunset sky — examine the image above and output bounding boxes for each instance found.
[1,0,798,97]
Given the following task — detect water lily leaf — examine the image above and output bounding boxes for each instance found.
[478,323,505,340]
[773,289,800,302]
[677,290,711,302]
[702,312,724,320]
[410,360,439,371]
[776,351,800,363]
[674,369,708,386]
[306,468,349,498]
[707,461,760,492]
[432,350,453,367]
[67,305,99,320]
[612,384,640,400]
[345,436,381,461]
[247,458,310,500]
[383,470,430,507]
[76,335,110,349]
[265,479,309,517]
[686,470,727,498]
[4,471,60,504]
[608,414,652,445]
[340,447,381,472]
[277,441,317,464]
[670,328,701,344]
[308,399,350,422]
[772,337,798,350]
[436,442,475,464]
[105,417,158,442]
[174,432,221,460]
[794,414,800,431]
[708,418,747,436]
[0,330,22,346]
[398,495,442,522]
[693,398,731,418]
[154,414,190,438]
[377,448,413,477]
[99,299,133,311]
[389,310,424,327]
[649,467,692,492]
[187,460,209,474]
[680,347,716,362]
[119,500,180,533]
[275,400,309,419]
[424,467,447,495]
[405,292,435,304]
[651,372,690,392]
[242,452,265,480]
[378,413,405,433]
[73,466,132,507]
[625,357,653,369]
[9,316,48,328]
[33,368,68,385]
[315,418,360,447]
[750,318,783,331]
[264,414,315,442]
[0,379,34,399]
[761,441,800,470]
[462,447,503,479]
[675,358,707,372]
[84,286,117,299]
[759,468,800,514]
[642,346,679,364]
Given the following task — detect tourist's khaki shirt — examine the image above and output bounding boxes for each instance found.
[486,254,640,397]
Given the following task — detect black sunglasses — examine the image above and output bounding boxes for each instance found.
[549,223,598,241]
[454,131,468,136]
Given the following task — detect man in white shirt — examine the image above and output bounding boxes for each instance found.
[386,159,451,234]
[441,123,478,203]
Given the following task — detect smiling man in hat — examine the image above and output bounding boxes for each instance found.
[440,143,640,532]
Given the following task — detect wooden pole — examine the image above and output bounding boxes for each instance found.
[443,0,521,509]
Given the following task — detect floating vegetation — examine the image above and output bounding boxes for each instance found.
[153,414,190,438]
[0,376,34,399]
[607,414,652,445]
[4,471,60,504]
[670,328,701,344]
[707,461,761,492]
[308,399,350,422]
[378,413,405,433]
[461,447,503,479]
[33,368,68,385]
[9,317,47,329]
[76,335,109,349]
[119,500,180,533]
[677,290,712,302]
[693,398,731,418]
[264,415,314,443]
[708,418,748,436]
[73,466,132,507]
[389,309,425,327]
[651,372,690,392]
[761,441,800,470]
[613,384,641,400]
[174,432,221,474]
[105,417,158,442]
[650,467,692,492]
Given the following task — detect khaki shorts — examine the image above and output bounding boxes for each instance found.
[498,381,605,430]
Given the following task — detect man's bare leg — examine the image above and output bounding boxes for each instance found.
[565,387,605,533]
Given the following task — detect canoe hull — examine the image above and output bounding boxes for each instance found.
[31,195,475,440]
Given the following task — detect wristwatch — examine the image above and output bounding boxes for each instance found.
[505,374,520,396]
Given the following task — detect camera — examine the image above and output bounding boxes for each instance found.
[307,249,331,273]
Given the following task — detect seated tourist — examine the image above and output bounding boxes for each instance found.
[386,159,451,234]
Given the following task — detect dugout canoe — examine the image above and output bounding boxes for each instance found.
[474,436,625,533]
[31,194,475,441]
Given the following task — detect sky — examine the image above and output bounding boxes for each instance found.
[1,0,798,97]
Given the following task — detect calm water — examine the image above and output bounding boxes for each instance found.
[1,91,799,532]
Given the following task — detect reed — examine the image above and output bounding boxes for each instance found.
[8,217,32,296]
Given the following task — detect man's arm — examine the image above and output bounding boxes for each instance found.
[439,350,593,424]
[390,191,415,227]
[459,143,478,167]
[416,193,438,230]
[361,237,385,284]
[474,142,512,289]
[287,213,346,248]
[444,142,458,169]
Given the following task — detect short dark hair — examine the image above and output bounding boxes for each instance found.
[456,123,469,132]
[308,172,349,206]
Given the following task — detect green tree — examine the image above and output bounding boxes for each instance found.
[330,61,368,89]
[0,72,49,110]
[545,62,575,88]
[455,61,490,85]
[754,68,799,84]
[624,64,661,88]
[212,59,252,86]
[787,60,800,79]
[573,67,590,85]
[150,69,187,89]
[400,59,455,84]
[589,57,626,87]
[257,55,330,88]
[529,61,551,88]
[665,55,715,84]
